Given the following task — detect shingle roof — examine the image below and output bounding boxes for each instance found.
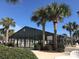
[9,26,54,40]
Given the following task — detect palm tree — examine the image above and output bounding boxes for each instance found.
[0,28,14,43]
[73,22,79,41]
[73,22,79,31]
[46,3,71,49]
[31,8,48,47]
[63,22,79,45]
[0,17,15,43]
[62,34,68,46]
[73,30,79,41]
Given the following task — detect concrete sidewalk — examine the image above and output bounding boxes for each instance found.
[32,50,65,59]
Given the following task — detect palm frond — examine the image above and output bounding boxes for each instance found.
[31,7,48,26]
[0,17,15,29]
[60,3,71,17]
[6,0,18,4]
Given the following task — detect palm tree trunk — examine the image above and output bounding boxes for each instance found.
[5,29,9,43]
[70,31,72,46]
[53,22,57,50]
[42,24,45,47]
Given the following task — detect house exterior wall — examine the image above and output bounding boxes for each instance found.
[13,39,35,48]
[9,26,69,48]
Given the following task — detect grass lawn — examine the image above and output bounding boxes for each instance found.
[0,45,38,59]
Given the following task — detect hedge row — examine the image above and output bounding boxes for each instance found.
[0,45,38,59]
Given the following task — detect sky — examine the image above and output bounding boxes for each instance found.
[0,0,79,36]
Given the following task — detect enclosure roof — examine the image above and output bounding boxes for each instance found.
[9,26,54,39]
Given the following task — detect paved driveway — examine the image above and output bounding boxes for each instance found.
[32,46,79,59]
[32,50,65,59]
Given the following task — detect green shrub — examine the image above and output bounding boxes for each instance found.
[5,42,15,47]
[34,43,41,50]
[57,42,65,52]
[34,41,43,50]
[34,42,55,51]
[0,45,38,59]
